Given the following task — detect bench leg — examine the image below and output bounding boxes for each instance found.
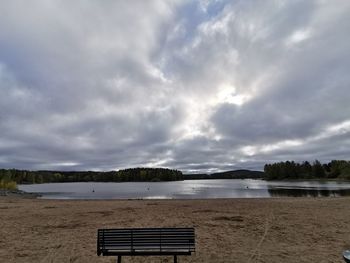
[117,255,121,263]
[174,255,177,263]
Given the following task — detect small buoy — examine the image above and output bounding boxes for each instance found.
[92,189,95,193]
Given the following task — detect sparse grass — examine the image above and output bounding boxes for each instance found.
[0,180,17,190]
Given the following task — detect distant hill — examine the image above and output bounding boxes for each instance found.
[184,169,265,180]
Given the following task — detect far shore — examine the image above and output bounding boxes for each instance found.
[1,196,350,262]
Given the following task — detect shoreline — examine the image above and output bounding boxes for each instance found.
[0,189,41,198]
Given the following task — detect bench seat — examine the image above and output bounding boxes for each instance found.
[97,227,195,262]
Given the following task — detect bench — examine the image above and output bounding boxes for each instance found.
[97,227,195,263]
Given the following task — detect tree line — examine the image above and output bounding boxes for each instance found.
[264,160,350,180]
[0,167,183,188]
[1,160,350,190]
[184,169,264,180]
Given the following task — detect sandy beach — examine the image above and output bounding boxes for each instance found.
[1,197,350,263]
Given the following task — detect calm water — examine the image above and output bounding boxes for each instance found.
[18,179,350,199]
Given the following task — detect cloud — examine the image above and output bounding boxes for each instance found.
[0,0,349,172]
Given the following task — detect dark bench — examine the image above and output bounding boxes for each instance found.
[97,227,195,263]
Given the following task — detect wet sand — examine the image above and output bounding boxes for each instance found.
[1,197,350,263]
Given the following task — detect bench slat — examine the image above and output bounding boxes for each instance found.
[97,227,195,257]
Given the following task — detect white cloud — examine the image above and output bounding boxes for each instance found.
[285,28,312,47]
[0,0,349,172]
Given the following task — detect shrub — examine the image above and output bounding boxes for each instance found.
[0,180,17,190]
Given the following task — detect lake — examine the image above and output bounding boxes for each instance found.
[18,179,350,199]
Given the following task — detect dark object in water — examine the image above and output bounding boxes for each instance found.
[344,250,350,263]
[92,189,95,193]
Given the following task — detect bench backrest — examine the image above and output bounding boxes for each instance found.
[97,228,195,256]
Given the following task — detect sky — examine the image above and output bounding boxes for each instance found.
[0,0,350,173]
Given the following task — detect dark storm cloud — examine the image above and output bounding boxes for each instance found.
[0,0,349,172]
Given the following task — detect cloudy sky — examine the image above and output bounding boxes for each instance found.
[0,0,350,173]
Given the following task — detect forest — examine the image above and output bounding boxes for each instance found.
[0,167,183,189]
[264,160,350,180]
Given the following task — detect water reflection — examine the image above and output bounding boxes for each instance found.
[268,187,350,197]
[18,179,350,199]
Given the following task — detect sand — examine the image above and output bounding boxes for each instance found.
[1,197,350,263]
